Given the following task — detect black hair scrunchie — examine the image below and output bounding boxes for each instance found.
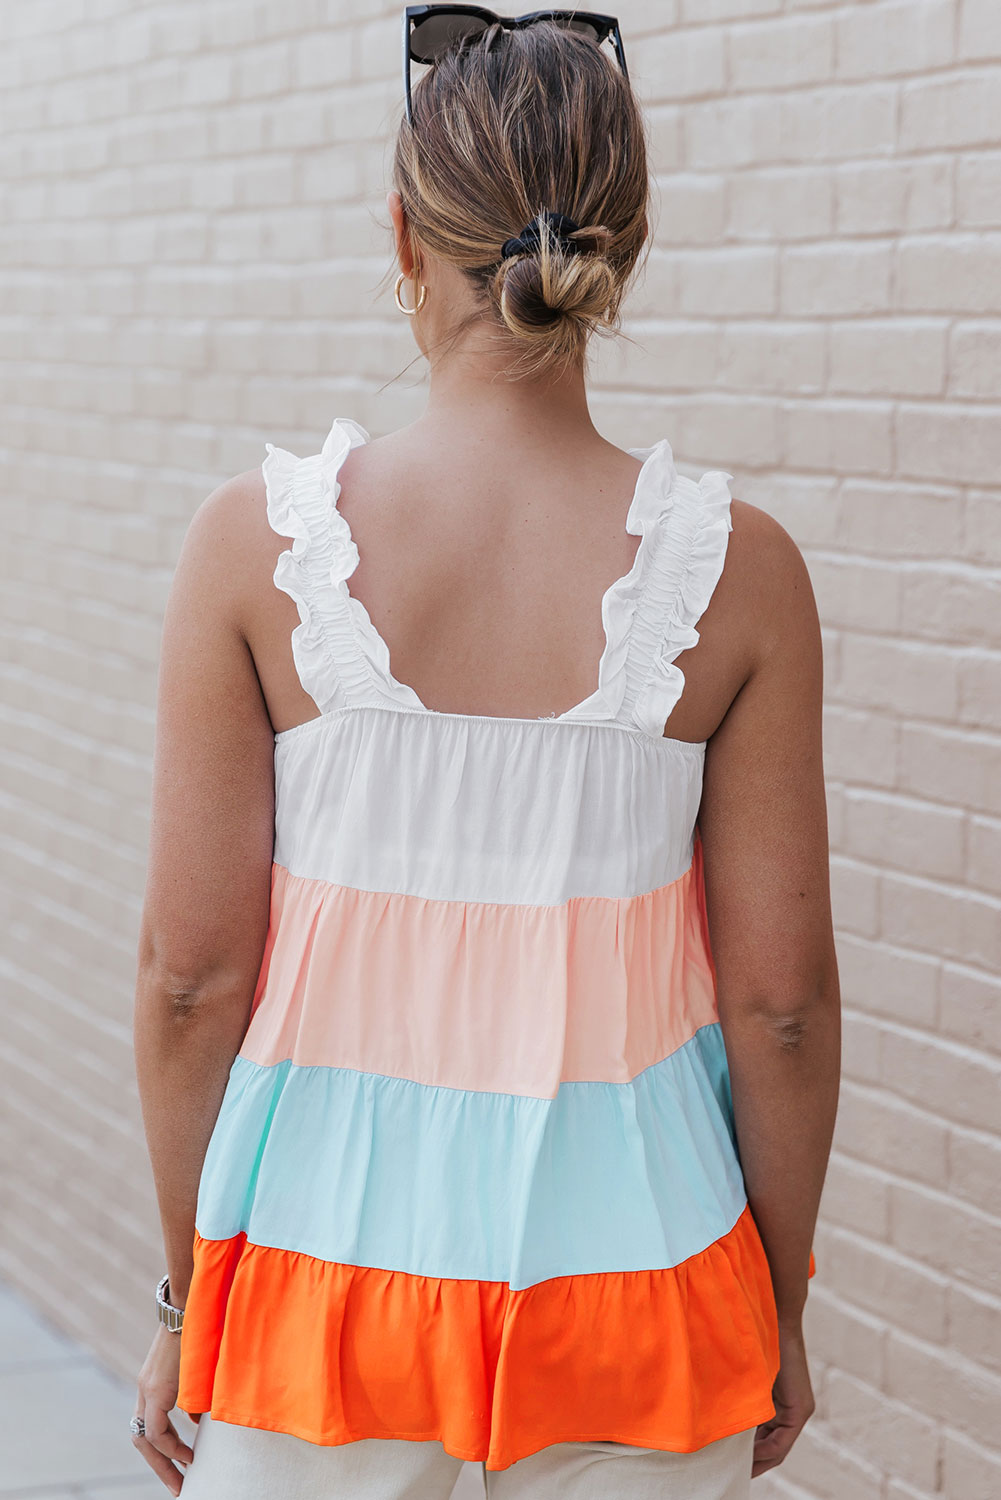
[500,210,582,261]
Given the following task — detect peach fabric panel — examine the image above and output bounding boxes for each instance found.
[239,842,718,1096]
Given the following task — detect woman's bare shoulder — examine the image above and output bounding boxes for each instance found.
[722,495,819,660]
[170,466,281,634]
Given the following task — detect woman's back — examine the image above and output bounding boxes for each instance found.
[236,416,759,745]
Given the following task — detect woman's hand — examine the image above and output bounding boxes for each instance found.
[751,1321,816,1478]
[132,1325,196,1495]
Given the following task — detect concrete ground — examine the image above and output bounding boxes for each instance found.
[0,1277,485,1498]
[0,1277,162,1497]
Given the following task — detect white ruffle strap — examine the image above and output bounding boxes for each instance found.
[264,416,733,734]
[554,437,678,727]
[626,467,735,738]
[263,416,424,716]
[557,440,734,737]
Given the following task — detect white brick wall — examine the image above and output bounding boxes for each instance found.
[1,3,999,1494]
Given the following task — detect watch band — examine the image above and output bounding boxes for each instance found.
[155,1273,185,1333]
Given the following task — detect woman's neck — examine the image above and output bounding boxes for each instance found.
[417,346,602,453]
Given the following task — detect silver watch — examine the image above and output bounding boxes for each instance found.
[155,1273,185,1333]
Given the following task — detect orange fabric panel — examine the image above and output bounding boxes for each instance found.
[177,1205,780,1470]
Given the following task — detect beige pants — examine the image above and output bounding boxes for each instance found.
[179,1413,756,1499]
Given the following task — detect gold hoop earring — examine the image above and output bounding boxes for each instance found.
[394,271,427,315]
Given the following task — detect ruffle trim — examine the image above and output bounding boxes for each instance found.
[555,437,676,726]
[263,418,424,716]
[626,467,735,738]
[176,1203,781,1471]
[263,418,733,734]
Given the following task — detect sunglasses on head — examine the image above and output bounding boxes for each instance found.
[403,5,628,125]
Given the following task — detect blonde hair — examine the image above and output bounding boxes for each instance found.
[393,19,650,380]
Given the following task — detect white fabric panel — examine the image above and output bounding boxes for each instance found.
[273,705,705,906]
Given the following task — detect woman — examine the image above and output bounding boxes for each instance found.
[131,10,840,1498]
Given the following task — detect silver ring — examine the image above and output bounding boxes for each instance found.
[130,1415,146,1437]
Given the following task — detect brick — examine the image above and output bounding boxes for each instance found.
[675,246,778,316]
[839,927,940,1025]
[803,1285,888,1386]
[949,1126,1001,1218]
[651,174,727,245]
[836,0,954,80]
[783,401,893,477]
[899,720,1001,815]
[837,634,959,720]
[639,26,726,101]
[938,962,1001,1051]
[234,39,293,99]
[836,1080,950,1190]
[884,869,1001,970]
[960,652,1001,733]
[947,1282,1001,1375]
[292,29,353,90]
[266,96,334,151]
[825,1367,941,1491]
[729,13,835,91]
[830,856,880,940]
[780,242,893,317]
[898,234,1001,315]
[885,1481,938,1500]
[942,1430,1001,1499]
[950,321,1001,398]
[901,74,1001,151]
[842,1009,886,1086]
[671,394,783,470]
[959,0,1001,61]
[771,1417,886,1497]
[809,555,901,633]
[967,814,1001,897]
[900,565,1001,647]
[880,1023,1001,1135]
[622,0,681,32]
[680,0,780,17]
[685,95,784,169]
[829,320,947,397]
[958,152,1001,226]
[822,1154,891,1239]
[779,84,897,161]
[886,1328,1001,1450]
[897,403,1001,487]
[728,167,833,240]
[605,322,720,392]
[716,322,825,393]
[823,704,899,789]
[750,474,842,548]
[647,105,684,171]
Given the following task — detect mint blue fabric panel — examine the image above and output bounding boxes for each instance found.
[195,1023,746,1290]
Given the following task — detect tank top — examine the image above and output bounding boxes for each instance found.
[175,414,789,1470]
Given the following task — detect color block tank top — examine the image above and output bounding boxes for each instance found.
[175,416,784,1470]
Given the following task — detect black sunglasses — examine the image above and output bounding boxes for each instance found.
[403,6,628,125]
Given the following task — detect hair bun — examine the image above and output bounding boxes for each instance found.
[494,223,616,352]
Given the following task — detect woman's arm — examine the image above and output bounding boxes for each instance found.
[697,501,841,1477]
[131,475,277,1492]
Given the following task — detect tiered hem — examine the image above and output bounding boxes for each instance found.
[177,1203,781,1471]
